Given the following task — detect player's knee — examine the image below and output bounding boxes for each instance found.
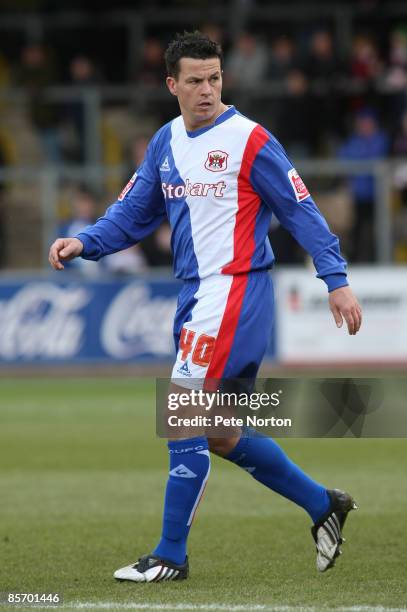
[208,436,241,457]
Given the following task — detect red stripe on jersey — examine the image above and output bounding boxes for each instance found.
[205,126,268,383]
[204,274,248,383]
[222,124,269,275]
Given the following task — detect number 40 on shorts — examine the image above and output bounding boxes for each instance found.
[179,328,215,367]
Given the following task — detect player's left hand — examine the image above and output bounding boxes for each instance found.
[328,286,362,335]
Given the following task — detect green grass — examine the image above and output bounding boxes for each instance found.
[0,378,406,611]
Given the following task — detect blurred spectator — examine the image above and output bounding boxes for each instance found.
[60,186,96,237]
[127,134,172,267]
[104,246,147,275]
[382,29,407,132]
[388,28,407,70]
[225,32,268,87]
[60,184,149,275]
[129,134,151,171]
[305,30,343,152]
[0,139,6,194]
[274,70,314,157]
[306,30,339,81]
[200,24,225,46]
[393,111,407,251]
[0,53,10,88]
[70,55,98,85]
[0,201,5,268]
[141,223,172,267]
[124,133,152,193]
[269,218,305,265]
[63,55,101,162]
[338,108,389,262]
[0,147,6,268]
[59,186,101,276]
[135,38,165,86]
[15,43,61,163]
[348,35,382,113]
[393,110,407,156]
[267,36,297,80]
[393,138,407,259]
[132,38,167,121]
[349,35,382,83]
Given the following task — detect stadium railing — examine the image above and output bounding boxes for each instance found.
[0,159,397,269]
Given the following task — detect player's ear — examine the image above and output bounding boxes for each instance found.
[166,76,177,96]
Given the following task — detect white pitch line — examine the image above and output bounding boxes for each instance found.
[68,605,275,611]
[24,603,407,612]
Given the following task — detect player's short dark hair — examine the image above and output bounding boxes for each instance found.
[165,30,223,79]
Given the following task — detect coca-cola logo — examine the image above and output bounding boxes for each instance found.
[101,283,177,359]
[0,283,90,359]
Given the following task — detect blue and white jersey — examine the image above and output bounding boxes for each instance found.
[76,106,347,291]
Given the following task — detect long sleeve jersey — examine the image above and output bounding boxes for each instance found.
[76,106,347,292]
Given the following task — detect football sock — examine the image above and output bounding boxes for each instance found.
[153,436,210,565]
[225,429,330,523]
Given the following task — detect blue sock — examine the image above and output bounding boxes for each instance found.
[225,430,329,523]
[153,436,210,565]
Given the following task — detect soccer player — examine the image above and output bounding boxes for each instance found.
[49,31,362,583]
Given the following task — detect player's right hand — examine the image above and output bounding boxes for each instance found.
[48,237,84,270]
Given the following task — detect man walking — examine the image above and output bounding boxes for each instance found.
[49,31,362,583]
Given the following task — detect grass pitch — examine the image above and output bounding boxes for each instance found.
[0,377,406,611]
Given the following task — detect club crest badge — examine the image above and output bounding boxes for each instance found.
[205,150,228,172]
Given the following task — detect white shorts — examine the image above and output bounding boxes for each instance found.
[171,271,273,390]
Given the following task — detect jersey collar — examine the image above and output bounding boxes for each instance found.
[185,105,236,138]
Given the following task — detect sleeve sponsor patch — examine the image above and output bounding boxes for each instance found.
[287,168,310,202]
[118,172,137,201]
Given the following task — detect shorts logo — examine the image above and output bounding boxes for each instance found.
[205,150,228,172]
[177,360,192,377]
[288,168,310,202]
[118,172,137,201]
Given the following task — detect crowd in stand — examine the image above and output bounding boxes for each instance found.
[1,25,406,158]
[1,19,407,267]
